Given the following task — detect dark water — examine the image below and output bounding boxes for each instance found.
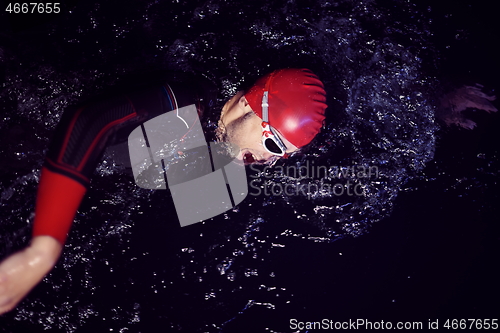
[0,0,499,332]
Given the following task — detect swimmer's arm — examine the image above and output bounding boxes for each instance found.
[0,169,85,314]
[0,235,62,315]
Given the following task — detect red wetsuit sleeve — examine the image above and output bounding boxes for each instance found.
[32,167,87,245]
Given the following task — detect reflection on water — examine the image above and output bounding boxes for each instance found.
[0,0,498,331]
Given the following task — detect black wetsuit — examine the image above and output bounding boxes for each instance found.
[33,75,217,244]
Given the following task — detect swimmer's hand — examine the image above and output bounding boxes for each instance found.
[438,84,497,129]
[0,236,62,314]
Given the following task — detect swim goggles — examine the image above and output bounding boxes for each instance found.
[261,91,287,156]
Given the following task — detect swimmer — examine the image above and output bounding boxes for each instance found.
[0,68,327,314]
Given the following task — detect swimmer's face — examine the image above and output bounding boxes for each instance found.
[218,91,298,165]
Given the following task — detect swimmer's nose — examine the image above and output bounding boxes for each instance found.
[234,150,256,164]
[243,152,257,165]
[238,149,277,165]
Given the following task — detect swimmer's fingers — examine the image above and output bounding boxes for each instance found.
[461,85,498,113]
[442,85,498,114]
[464,85,497,101]
[438,84,498,129]
[454,85,498,112]
[0,236,62,314]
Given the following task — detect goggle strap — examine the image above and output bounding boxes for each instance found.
[261,86,287,157]
[261,91,269,122]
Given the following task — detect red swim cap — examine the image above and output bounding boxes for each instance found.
[245,68,327,148]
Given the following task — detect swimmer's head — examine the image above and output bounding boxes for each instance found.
[218,68,327,164]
